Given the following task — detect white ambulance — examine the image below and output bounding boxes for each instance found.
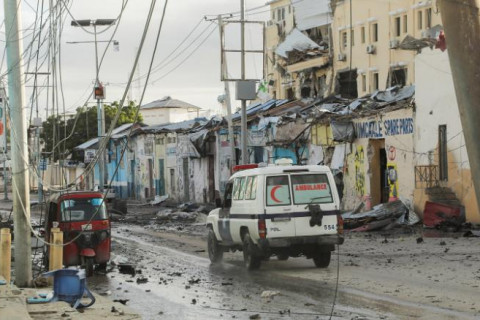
[206,161,344,270]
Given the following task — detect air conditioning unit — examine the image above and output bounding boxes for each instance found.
[389,39,400,49]
[337,53,346,61]
[366,44,376,54]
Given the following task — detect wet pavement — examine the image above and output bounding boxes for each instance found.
[87,227,395,320]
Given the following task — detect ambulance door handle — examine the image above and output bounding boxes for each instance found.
[282,208,291,212]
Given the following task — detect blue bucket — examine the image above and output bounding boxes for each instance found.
[42,268,95,308]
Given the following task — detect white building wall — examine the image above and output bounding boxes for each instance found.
[414,48,479,222]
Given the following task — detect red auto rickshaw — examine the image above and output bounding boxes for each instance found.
[44,191,111,276]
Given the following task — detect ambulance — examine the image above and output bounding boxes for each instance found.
[206,161,344,270]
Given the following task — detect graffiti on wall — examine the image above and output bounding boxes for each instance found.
[387,146,399,201]
[354,146,366,196]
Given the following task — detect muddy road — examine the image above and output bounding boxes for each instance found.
[87,224,478,320]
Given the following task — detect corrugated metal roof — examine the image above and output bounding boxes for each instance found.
[275,28,320,58]
[74,123,135,150]
[141,96,201,110]
[142,117,208,133]
[292,0,331,31]
[232,99,289,121]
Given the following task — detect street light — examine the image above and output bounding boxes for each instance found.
[71,19,116,192]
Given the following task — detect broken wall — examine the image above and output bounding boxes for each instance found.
[414,48,479,223]
[343,108,415,211]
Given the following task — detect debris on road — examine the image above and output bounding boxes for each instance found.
[423,201,464,229]
[149,195,169,206]
[260,290,280,300]
[118,264,136,276]
[342,200,409,231]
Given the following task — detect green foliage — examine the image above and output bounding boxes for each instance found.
[41,101,142,162]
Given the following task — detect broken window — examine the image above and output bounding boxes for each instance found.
[301,86,311,98]
[337,70,358,99]
[418,11,423,30]
[395,17,401,37]
[390,68,407,87]
[439,125,448,181]
[286,88,295,99]
[362,74,366,92]
[317,76,327,97]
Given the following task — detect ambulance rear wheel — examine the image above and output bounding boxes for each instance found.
[208,229,223,263]
[243,233,261,270]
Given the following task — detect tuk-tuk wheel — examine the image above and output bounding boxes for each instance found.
[85,258,94,277]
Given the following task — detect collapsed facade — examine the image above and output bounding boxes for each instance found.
[64,0,479,224]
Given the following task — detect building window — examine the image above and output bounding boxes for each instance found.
[351,29,355,46]
[361,26,366,43]
[403,15,408,33]
[372,72,379,91]
[439,125,448,181]
[395,17,401,37]
[362,74,367,92]
[372,23,378,42]
[342,31,347,48]
[417,11,423,30]
[426,8,432,28]
[390,67,407,87]
[272,10,275,20]
[282,7,285,20]
[337,70,358,99]
[288,5,291,13]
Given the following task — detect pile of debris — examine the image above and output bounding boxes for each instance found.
[342,200,416,232]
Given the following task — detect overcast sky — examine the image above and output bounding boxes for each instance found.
[1,0,269,120]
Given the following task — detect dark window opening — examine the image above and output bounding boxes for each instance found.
[390,68,407,87]
[372,23,378,42]
[395,17,401,37]
[286,88,295,99]
[301,86,311,98]
[439,125,448,181]
[337,70,358,99]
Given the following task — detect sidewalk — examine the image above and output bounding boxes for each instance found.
[0,276,140,319]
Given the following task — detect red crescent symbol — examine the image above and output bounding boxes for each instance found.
[270,185,282,203]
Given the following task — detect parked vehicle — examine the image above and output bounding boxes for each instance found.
[207,162,344,270]
[44,191,111,276]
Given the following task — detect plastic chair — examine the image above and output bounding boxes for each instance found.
[27,268,95,309]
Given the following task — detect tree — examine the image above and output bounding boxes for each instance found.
[41,101,142,162]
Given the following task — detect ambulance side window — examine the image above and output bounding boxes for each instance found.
[224,181,233,208]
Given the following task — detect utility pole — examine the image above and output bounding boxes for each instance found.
[218,15,237,168]
[71,19,116,192]
[3,0,32,287]
[0,86,8,200]
[438,1,480,216]
[240,0,248,165]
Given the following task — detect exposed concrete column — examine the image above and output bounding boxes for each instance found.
[0,228,11,283]
[439,0,480,218]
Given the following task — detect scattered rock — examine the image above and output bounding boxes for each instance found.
[440,241,446,246]
[416,237,424,244]
[249,314,260,319]
[113,299,129,305]
[260,290,280,300]
[221,282,233,286]
[191,298,197,305]
[118,264,136,276]
[136,277,148,284]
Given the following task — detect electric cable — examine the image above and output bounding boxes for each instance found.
[13,0,160,248]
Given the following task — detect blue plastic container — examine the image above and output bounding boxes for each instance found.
[28,268,95,308]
